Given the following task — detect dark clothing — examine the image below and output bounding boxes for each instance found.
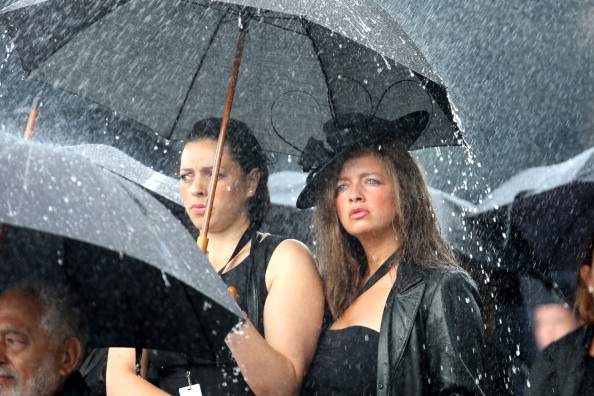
[80,348,108,396]
[302,326,379,395]
[524,325,594,396]
[55,371,92,396]
[148,234,286,396]
[580,355,594,395]
[302,258,484,396]
[377,259,485,396]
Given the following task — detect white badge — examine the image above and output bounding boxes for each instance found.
[179,384,202,396]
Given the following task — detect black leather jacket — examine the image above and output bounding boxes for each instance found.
[376,259,485,396]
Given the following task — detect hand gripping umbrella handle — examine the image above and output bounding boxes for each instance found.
[23,97,41,140]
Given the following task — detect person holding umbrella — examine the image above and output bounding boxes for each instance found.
[106,118,324,395]
[525,231,594,396]
[296,113,485,395]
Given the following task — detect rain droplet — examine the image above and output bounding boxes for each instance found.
[161,272,171,287]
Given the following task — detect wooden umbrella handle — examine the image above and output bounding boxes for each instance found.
[200,16,248,252]
[228,286,238,302]
[23,97,41,140]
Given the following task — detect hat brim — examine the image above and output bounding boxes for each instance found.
[296,111,429,209]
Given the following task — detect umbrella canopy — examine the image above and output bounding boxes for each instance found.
[0,133,243,357]
[0,0,462,157]
[471,146,594,275]
[66,143,184,205]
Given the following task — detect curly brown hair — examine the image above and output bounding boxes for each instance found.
[185,118,270,230]
[312,139,458,318]
[575,232,594,325]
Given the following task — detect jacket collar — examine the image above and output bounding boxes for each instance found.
[393,257,425,293]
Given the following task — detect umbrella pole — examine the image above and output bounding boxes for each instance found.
[197,20,248,254]
[23,97,41,140]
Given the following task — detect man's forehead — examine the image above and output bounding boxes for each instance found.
[0,290,44,331]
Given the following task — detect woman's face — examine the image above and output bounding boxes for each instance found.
[179,139,254,232]
[334,153,398,242]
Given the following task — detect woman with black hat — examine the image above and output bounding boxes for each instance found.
[297,112,485,395]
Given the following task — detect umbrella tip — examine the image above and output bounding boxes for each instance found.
[31,97,41,110]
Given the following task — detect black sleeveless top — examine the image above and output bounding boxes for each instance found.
[148,234,286,396]
[301,326,380,395]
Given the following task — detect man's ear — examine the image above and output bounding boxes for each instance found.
[579,265,592,288]
[246,168,260,198]
[57,337,83,377]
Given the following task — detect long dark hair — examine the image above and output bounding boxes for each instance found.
[185,118,270,230]
[313,139,458,317]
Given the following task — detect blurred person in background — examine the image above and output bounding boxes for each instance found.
[525,231,594,395]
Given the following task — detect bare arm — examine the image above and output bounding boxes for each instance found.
[225,239,325,395]
[106,348,171,396]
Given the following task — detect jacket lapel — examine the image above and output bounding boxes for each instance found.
[377,259,425,394]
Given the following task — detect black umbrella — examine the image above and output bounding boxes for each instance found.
[0,0,460,153]
[0,133,243,358]
[0,0,464,247]
[471,146,594,276]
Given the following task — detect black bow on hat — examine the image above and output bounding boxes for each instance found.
[296,111,429,209]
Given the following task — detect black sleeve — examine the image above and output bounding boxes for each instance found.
[425,270,486,396]
[523,346,558,396]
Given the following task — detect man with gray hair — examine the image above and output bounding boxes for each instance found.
[0,282,90,395]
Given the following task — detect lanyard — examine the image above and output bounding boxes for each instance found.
[217,223,258,275]
[355,249,399,299]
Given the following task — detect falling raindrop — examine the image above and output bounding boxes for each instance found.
[161,272,171,287]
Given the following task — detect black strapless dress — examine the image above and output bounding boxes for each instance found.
[301,326,379,396]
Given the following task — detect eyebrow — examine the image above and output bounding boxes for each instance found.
[179,166,230,173]
[0,329,26,336]
[337,172,384,181]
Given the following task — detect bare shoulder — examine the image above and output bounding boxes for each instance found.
[265,238,319,285]
[273,238,314,259]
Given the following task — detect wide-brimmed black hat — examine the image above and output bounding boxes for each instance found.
[296,111,430,209]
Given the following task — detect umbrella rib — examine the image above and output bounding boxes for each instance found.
[169,7,231,139]
[179,282,218,360]
[16,1,126,75]
[300,19,337,122]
